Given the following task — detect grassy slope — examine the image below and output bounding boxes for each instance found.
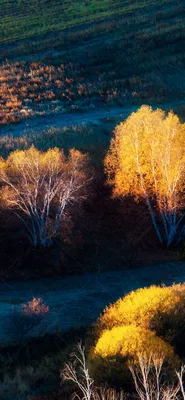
[0,0,170,44]
[0,0,185,126]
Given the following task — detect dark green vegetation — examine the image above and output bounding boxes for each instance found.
[0,0,174,45]
[0,328,87,399]
[0,122,112,164]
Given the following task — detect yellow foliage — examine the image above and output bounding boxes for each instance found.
[92,284,185,370]
[97,284,185,334]
[0,145,90,247]
[105,105,185,210]
[94,325,174,363]
[4,146,64,174]
[1,145,89,185]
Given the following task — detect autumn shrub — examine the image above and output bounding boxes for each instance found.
[7,297,49,343]
[90,284,185,384]
[94,325,174,361]
[96,284,185,344]
[90,327,177,387]
[21,297,49,317]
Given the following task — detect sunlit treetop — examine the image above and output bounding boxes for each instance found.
[104,106,185,245]
[105,105,185,200]
[0,146,91,247]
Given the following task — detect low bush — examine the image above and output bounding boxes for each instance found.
[90,284,185,384]
[96,284,185,347]
[94,325,174,361]
[6,297,49,343]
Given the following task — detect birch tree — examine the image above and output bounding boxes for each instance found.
[105,105,185,246]
[61,342,93,400]
[61,342,127,399]
[176,365,185,400]
[0,146,91,247]
[130,352,179,400]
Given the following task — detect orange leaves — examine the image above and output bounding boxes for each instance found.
[21,297,49,317]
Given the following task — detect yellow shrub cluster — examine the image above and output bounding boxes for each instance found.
[92,284,185,367]
[98,284,185,334]
[94,325,174,361]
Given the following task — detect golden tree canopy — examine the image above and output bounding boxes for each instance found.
[104,106,185,245]
[0,146,91,247]
[105,105,185,203]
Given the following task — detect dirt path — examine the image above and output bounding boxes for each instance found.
[1,261,185,344]
[0,100,184,137]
